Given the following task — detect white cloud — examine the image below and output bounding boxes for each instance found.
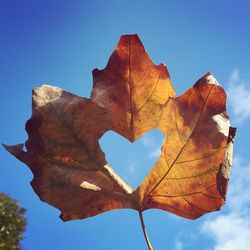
[227,156,250,213]
[174,240,183,250]
[126,161,137,175]
[149,148,161,158]
[203,213,250,250]
[227,69,250,124]
[202,155,250,250]
[142,133,155,147]
[141,131,164,159]
[119,159,138,182]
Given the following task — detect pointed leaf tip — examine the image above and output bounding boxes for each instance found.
[91,34,175,141]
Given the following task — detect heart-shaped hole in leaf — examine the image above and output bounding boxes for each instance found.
[99,129,165,189]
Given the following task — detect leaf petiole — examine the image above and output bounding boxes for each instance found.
[138,211,153,250]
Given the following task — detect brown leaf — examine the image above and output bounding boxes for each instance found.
[4,34,235,223]
[4,85,137,221]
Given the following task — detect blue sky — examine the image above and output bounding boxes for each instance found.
[1,1,250,249]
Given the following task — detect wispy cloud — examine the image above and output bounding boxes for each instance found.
[203,213,250,250]
[227,156,250,213]
[227,69,250,125]
[149,148,162,158]
[174,240,183,250]
[141,130,164,159]
[119,158,140,188]
[202,155,250,250]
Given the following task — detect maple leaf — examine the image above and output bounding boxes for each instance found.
[4,34,236,250]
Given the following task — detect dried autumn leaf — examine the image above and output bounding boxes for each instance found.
[4,86,136,221]
[4,34,236,249]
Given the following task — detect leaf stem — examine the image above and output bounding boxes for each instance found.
[138,211,153,250]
